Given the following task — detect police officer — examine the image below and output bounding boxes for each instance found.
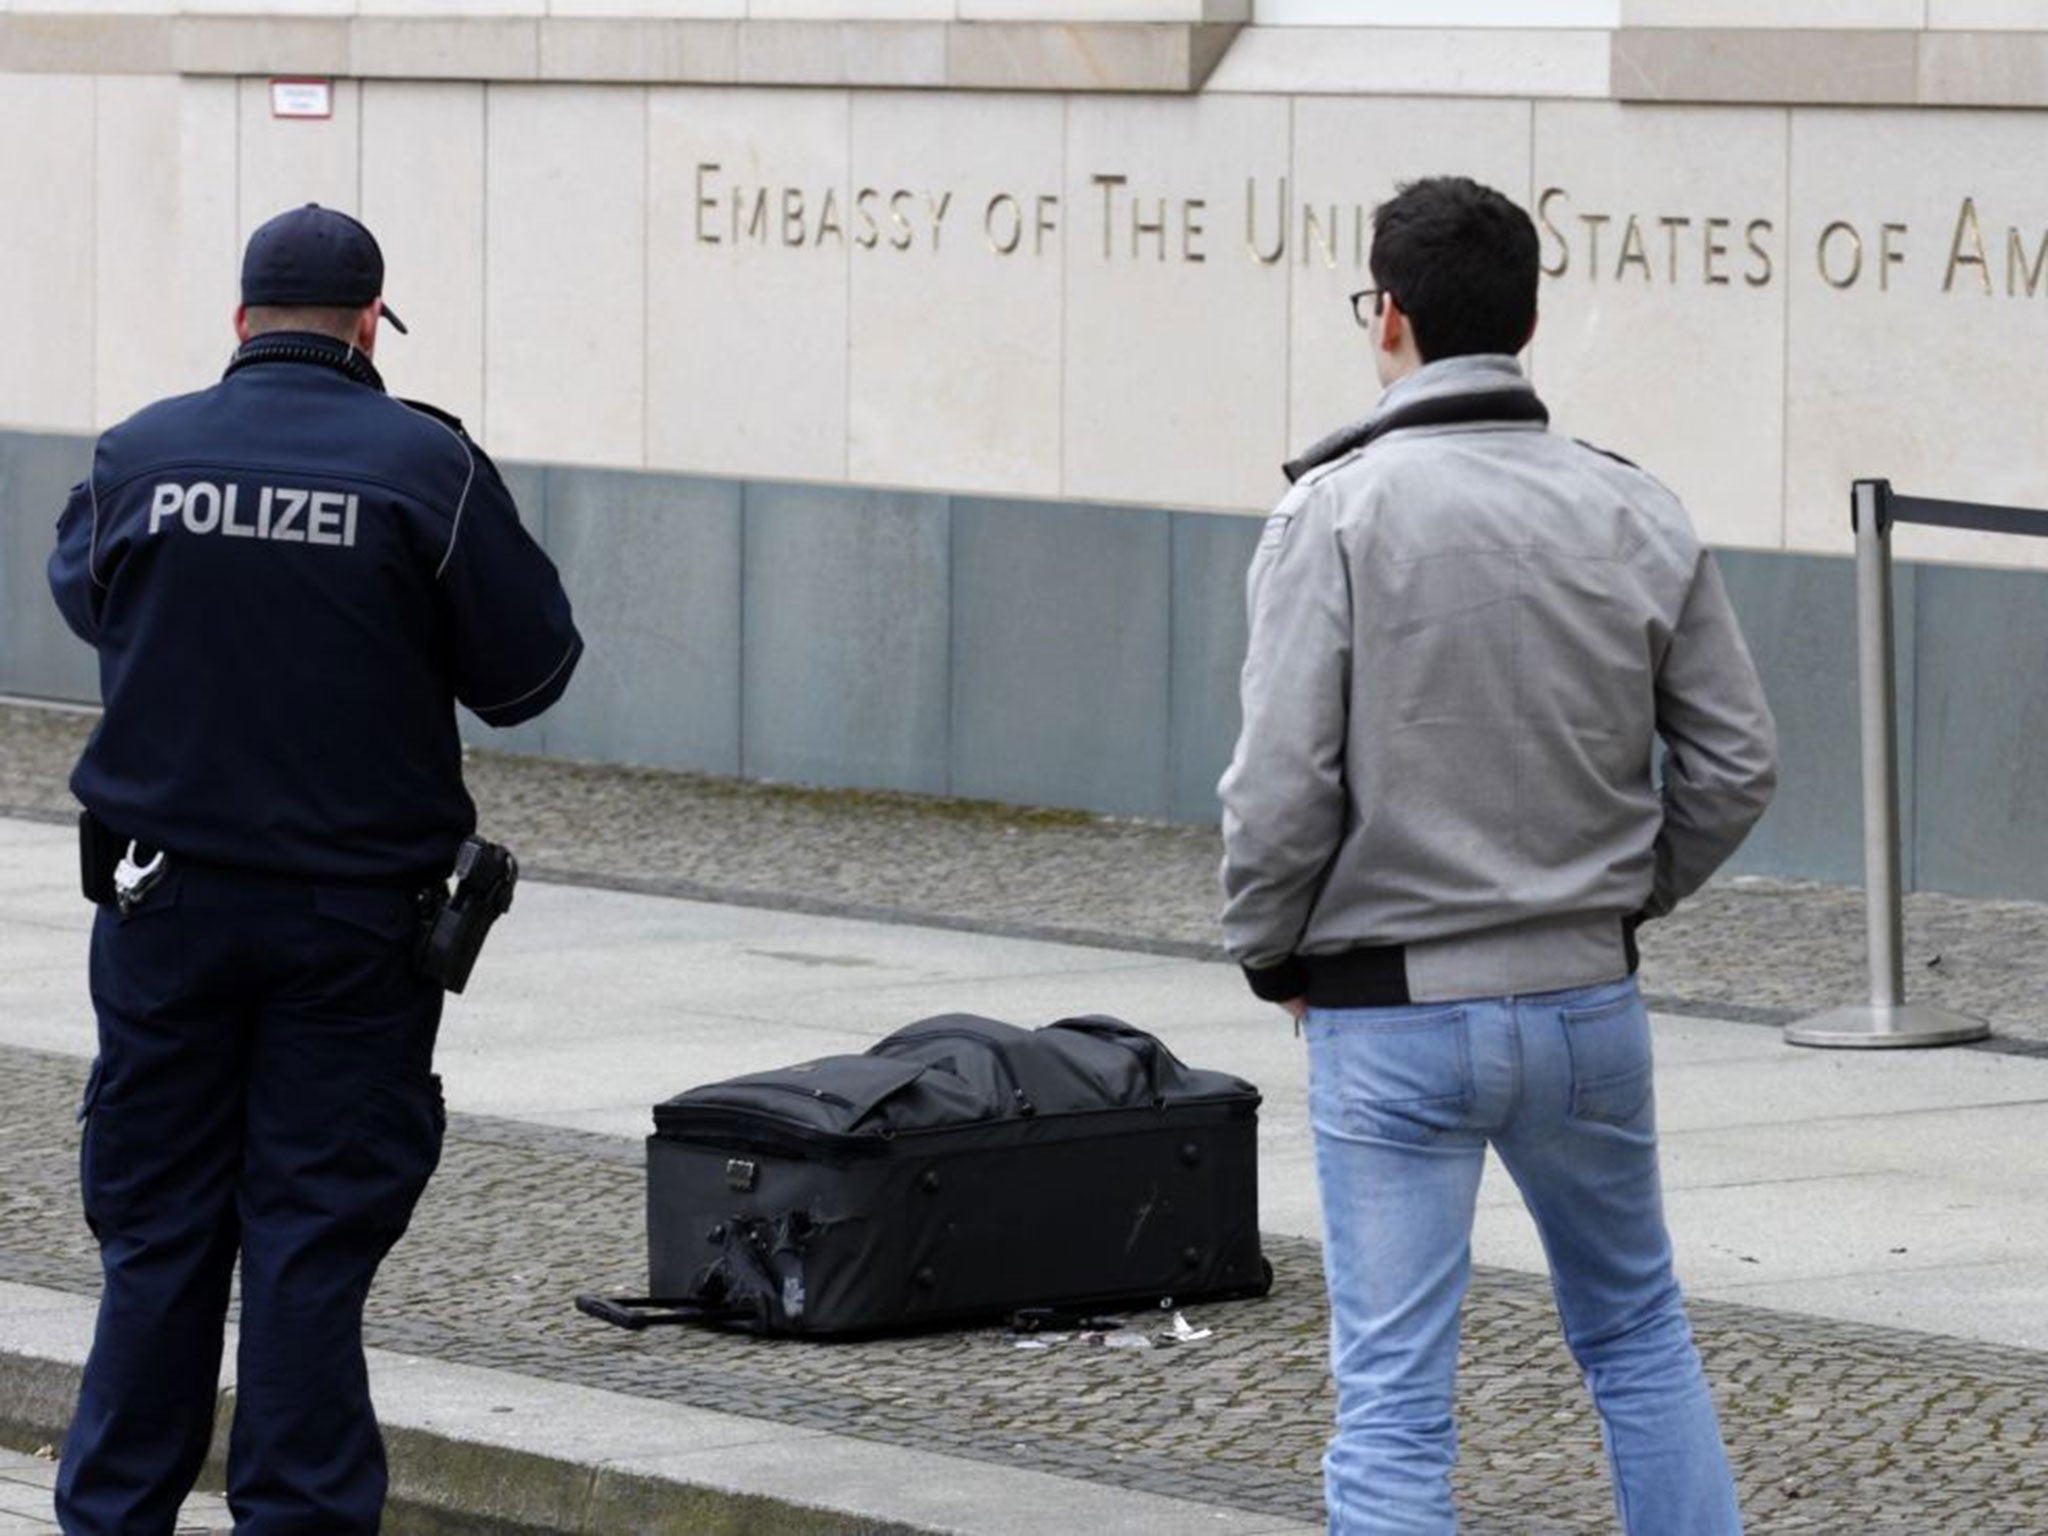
[46,204,581,1534]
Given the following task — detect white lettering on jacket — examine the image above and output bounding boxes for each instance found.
[145,482,357,549]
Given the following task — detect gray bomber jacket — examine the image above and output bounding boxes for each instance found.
[1218,355,1778,1006]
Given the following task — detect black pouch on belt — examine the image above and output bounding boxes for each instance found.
[415,836,518,994]
[78,811,124,906]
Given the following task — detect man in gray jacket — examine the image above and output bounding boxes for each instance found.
[1220,177,1775,1535]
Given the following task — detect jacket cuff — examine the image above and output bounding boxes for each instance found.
[471,633,584,728]
[1241,957,1308,1004]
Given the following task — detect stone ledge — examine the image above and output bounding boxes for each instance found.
[170,13,352,74]
[947,20,1240,91]
[1203,25,1610,97]
[0,12,1242,90]
[1612,25,2048,106]
[736,20,947,88]
[535,17,739,82]
[1611,26,1919,104]
[353,15,543,79]
[16,15,2048,102]
[1919,28,2048,104]
[0,12,175,74]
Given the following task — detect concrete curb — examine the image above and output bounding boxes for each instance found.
[0,1353,77,1463]
[0,1343,933,1535]
[378,1421,935,1536]
[1,1366,933,1536]
[0,1283,1316,1536]
[0,1346,950,1535]
[0,1355,932,1536]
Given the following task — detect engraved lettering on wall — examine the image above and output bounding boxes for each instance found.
[683,165,2047,306]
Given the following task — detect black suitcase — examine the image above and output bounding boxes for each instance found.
[582,1014,1269,1336]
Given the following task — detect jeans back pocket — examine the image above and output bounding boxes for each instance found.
[1308,1006,1473,1146]
[1560,991,1654,1127]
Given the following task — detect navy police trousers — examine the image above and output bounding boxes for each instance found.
[56,863,445,1536]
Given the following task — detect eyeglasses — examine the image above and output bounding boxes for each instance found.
[1349,287,1393,329]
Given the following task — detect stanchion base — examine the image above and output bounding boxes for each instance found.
[1785,1003,1990,1050]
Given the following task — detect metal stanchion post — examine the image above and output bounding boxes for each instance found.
[1786,481,1989,1048]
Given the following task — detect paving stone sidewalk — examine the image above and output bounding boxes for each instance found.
[5,1044,2047,1535]
[11,699,2048,1531]
[7,701,2048,1044]
[0,1445,228,1535]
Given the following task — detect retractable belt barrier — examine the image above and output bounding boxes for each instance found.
[1784,479,2048,1049]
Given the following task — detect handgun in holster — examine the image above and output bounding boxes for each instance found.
[415,837,518,994]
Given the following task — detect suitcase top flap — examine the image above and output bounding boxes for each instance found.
[655,1052,999,1142]
[654,1016,1261,1146]
[1043,1014,1260,1108]
[870,1013,1260,1118]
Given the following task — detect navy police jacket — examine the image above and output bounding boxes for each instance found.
[48,333,582,883]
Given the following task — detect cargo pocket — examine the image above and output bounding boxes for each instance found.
[341,1069,446,1251]
[1307,1006,1473,1146]
[76,1058,107,1240]
[76,1057,103,1126]
[75,1056,147,1239]
[1562,992,1654,1128]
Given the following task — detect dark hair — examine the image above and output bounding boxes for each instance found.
[1368,177,1539,362]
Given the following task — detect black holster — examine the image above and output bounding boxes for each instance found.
[79,811,124,906]
[414,837,518,994]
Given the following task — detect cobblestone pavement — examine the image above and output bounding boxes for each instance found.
[7,1045,2048,1534]
[12,700,2048,1529]
[8,702,2048,1047]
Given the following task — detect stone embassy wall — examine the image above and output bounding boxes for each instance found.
[6,7,2048,898]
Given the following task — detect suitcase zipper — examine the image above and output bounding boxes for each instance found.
[740,1080,860,1111]
[660,1097,1253,1161]
[655,1105,893,1160]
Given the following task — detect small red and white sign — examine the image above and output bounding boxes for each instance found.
[270,79,333,120]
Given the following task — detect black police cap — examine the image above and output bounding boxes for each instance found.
[240,203,408,334]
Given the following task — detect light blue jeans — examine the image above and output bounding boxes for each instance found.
[1305,977,1741,1536]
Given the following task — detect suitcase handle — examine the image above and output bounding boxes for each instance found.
[573,1293,757,1331]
